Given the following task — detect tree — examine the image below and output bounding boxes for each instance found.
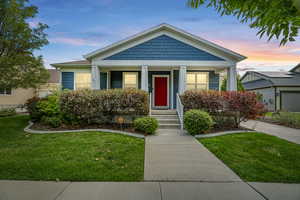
[188,0,300,45]
[0,0,49,89]
[221,76,244,91]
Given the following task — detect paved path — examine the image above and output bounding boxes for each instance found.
[241,120,300,144]
[144,129,241,181]
[1,180,299,200]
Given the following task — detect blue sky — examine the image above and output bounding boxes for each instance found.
[31,0,300,74]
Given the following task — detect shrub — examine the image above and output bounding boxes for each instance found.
[180,90,266,127]
[272,112,300,128]
[41,116,62,128]
[184,109,213,135]
[60,88,149,125]
[133,117,158,134]
[25,97,43,122]
[37,94,60,117]
[0,108,16,117]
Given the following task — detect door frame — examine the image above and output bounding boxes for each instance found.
[152,74,170,109]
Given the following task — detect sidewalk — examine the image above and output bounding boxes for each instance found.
[1,180,299,200]
[241,120,300,144]
[144,129,240,181]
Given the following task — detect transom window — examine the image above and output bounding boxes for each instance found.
[186,72,209,90]
[123,72,138,88]
[0,88,12,95]
[75,73,91,89]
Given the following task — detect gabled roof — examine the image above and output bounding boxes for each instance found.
[83,23,246,61]
[290,63,300,72]
[241,70,300,89]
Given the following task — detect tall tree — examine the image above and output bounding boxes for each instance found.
[188,0,300,45]
[0,0,49,89]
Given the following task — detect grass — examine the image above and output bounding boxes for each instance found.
[199,132,300,183]
[0,115,144,181]
[263,112,300,129]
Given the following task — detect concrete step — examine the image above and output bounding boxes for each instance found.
[151,115,179,120]
[157,119,180,124]
[151,110,177,115]
[159,124,181,129]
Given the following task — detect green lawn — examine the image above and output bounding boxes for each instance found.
[199,132,300,183]
[0,115,144,181]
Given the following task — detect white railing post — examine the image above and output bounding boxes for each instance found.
[176,93,184,131]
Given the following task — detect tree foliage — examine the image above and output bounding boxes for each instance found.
[188,0,300,45]
[0,0,49,89]
[221,76,244,91]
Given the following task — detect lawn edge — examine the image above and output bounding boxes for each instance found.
[24,121,145,138]
[195,130,256,138]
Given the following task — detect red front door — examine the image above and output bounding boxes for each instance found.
[154,76,168,107]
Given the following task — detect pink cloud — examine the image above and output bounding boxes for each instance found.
[49,37,103,47]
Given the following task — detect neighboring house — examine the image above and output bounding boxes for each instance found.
[0,69,60,109]
[241,64,300,112]
[51,23,246,110]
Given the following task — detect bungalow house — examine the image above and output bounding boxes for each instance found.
[241,64,300,112]
[51,23,246,110]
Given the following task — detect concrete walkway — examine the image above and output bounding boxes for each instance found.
[1,180,299,200]
[241,120,300,144]
[144,129,240,181]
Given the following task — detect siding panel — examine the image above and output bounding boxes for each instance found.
[104,35,224,61]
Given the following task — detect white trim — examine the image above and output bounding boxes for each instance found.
[152,75,170,109]
[179,66,187,94]
[122,72,139,89]
[141,65,149,91]
[92,60,233,67]
[84,23,246,61]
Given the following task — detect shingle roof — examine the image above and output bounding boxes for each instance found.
[243,79,273,90]
[51,60,91,66]
[257,71,294,78]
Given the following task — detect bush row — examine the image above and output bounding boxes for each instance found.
[180,90,266,127]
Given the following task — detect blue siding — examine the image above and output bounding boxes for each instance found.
[104,35,224,61]
[61,72,74,90]
[209,71,220,90]
[100,72,107,90]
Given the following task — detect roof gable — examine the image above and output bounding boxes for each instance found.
[84,23,246,62]
[103,35,224,61]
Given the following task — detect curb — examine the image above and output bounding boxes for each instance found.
[195,130,256,138]
[24,122,145,138]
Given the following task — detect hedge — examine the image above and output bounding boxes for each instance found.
[180,90,266,127]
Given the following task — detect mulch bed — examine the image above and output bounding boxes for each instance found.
[30,122,146,135]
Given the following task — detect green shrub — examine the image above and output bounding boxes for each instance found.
[60,88,149,125]
[133,117,158,134]
[0,108,16,117]
[272,112,300,128]
[25,97,43,121]
[41,116,62,128]
[184,109,213,135]
[37,94,60,117]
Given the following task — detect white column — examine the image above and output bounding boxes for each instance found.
[91,65,100,90]
[179,66,187,94]
[227,64,237,91]
[141,65,148,91]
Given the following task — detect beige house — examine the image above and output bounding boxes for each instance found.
[0,69,60,110]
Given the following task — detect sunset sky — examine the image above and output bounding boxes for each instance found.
[31,0,300,74]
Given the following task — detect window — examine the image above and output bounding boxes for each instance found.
[123,72,138,88]
[75,73,91,89]
[186,72,208,90]
[0,88,12,95]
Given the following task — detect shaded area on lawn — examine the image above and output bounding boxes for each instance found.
[0,115,144,181]
[199,132,300,183]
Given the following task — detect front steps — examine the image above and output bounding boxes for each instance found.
[151,110,180,129]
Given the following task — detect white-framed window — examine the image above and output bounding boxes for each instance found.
[0,88,12,95]
[75,73,91,90]
[123,72,138,88]
[186,72,209,90]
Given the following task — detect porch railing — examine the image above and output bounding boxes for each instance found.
[149,92,152,116]
[176,93,184,130]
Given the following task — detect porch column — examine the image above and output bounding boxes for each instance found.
[141,65,148,91]
[179,65,187,94]
[91,65,100,90]
[226,64,237,91]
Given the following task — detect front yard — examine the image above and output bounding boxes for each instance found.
[0,115,144,181]
[199,132,300,183]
